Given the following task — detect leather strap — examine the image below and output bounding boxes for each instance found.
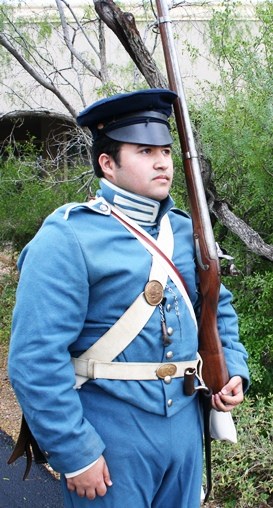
[199,389,213,503]
[111,206,197,327]
[111,207,188,290]
[7,414,47,480]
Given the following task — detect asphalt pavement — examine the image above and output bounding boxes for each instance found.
[0,429,63,507]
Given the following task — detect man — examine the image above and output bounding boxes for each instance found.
[8,88,249,507]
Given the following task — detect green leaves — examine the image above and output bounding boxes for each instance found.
[185,0,273,401]
[210,394,273,507]
[232,272,273,395]
[191,0,273,247]
[0,138,89,250]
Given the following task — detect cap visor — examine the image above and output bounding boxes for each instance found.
[106,122,173,146]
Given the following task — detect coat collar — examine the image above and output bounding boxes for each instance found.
[98,178,174,226]
[62,179,174,226]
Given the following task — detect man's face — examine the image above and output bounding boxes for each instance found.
[99,143,174,202]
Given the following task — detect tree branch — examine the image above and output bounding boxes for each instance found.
[56,0,102,81]
[0,33,77,118]
[93,0,167,88]
[212,200,273,262]
[59,0,101,58]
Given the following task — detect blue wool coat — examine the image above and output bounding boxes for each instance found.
[8,181,249,475]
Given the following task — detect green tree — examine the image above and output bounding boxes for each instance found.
[189,0,273,395]
[192,0,273,269]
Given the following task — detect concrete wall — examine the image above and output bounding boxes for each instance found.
[0,1,259,114]
[0,1,260,153]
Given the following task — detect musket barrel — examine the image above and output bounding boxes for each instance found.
[156,0,217,261]
[155,0,229,392]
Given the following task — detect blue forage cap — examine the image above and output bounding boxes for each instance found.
[77,88,177,145]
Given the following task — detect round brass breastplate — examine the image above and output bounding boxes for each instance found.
[144,280,164,306]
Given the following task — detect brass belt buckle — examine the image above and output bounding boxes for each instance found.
[144,280,164,306]
[156,363,177,380]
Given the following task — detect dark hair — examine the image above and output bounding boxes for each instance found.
[91,134,123,177]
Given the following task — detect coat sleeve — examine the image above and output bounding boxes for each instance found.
[217,283,250,391]
[8,211,105,474]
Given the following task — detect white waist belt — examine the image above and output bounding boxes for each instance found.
[72,357,200,381]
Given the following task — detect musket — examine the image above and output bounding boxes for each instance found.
[155,0,229,394]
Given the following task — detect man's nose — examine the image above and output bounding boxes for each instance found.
[153,151,168,169]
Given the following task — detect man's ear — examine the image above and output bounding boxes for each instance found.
[98,153,114,179]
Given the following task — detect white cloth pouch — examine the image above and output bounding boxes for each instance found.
[210,408,237,443]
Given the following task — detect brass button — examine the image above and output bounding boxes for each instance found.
[144,280,164,306]
[156,363,177,379]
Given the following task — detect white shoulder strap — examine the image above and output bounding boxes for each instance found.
[74,213,174,388]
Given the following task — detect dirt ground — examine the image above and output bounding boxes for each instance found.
[0,251,21,441]
[0,341,21,441]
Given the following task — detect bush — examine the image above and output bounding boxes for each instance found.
[0,141,95,251]
[0,257,17,345]
[209,394,273,507]
[226,271,273,397]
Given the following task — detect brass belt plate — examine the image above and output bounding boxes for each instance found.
[156,364,177,379]
[144,280,164,306]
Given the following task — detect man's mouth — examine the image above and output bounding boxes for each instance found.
[153,174,169,181]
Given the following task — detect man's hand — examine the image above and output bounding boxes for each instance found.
[212,375,244,412]
[66,456,112,500]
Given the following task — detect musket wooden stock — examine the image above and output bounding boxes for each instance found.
[155,0,229,393]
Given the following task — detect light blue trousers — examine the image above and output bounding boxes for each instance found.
[61,386,203,508]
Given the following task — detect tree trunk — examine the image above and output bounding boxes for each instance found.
[93,0,167,89]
